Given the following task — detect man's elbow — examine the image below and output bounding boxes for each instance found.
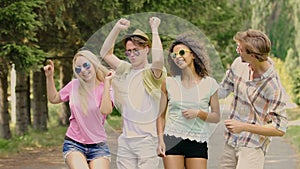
[276,130,285,137]
[272,128,285,137]
[215,115,221,123]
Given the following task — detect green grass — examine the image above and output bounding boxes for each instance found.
[106,115,122,131]
[0,115,121,157]
[286,106,300,121]
[0,125,67,156]
[0,103,67,156]
[285,126,300,152]
[0,113,121,157]
[285,106,300,156]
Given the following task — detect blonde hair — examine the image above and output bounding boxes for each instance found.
[72,50,108,114]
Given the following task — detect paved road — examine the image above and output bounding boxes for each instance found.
[11,109,299,169]
[24,123,298,169]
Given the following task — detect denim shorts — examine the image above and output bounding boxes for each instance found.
[62,136,111,162]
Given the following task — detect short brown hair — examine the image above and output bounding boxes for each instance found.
[234,29,271,62]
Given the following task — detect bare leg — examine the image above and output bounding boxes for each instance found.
[163,155,185,169]
[65,151,89,169]
[185,158,207,169]
[89,157,110,169]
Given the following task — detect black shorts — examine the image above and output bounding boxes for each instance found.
[164,135,208,159]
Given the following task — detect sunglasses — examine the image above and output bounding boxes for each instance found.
[74,62,91,74]
[170,49,191,59]
[125,49,140,57]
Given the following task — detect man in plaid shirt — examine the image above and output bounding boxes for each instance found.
[218,29,288,169]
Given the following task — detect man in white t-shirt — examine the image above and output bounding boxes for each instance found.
[100,17,166,169]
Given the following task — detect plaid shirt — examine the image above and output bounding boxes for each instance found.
[219,57,288,153]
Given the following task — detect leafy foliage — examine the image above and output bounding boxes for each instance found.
[272,56,293,102]
[132,0,251,66]
[292,68,300,105]
[0,0,46,72]
[267,1,295,61]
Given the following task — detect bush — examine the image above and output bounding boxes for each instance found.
[292,68,300,106]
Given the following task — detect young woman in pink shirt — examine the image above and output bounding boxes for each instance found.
[44,49,114,169]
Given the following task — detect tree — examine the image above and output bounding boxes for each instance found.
[36,0,123,125]
[0,57,11,139]
[32,68,48,131]
[37,0,79,125]
[0,1,46,136]
[128,0,251,66]
[290,0,300,105]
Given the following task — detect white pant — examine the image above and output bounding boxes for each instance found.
[220,143,265,169]
[116,134,162,169]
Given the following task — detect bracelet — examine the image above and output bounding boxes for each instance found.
[197,110,208,121]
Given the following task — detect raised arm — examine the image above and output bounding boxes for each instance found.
[99,70,114,115]
[44,60,62,104]
[100,18,130,70]
[149,17,164,78]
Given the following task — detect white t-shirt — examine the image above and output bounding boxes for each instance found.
[112,61,166,138]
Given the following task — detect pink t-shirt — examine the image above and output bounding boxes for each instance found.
[59,79,114,144]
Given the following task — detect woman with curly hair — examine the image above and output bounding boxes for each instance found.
[157,33,220,169]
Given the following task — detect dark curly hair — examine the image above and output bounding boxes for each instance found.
[168,33,211,77]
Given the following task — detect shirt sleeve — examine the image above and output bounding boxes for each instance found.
[115,61,131,76]
[218,69,234,99]
[267,86,288,133]
[218,57,242,99]
[59,80,75,102]
[209,77,219,96]
[143,66,167,100]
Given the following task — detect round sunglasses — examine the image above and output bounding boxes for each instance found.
[170,49,191,59]
[125,49,140,57]
[74,62,91,74]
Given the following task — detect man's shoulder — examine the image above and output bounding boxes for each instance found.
[231,57,243,67]
[229,57,248,73]
[115,61,131,74]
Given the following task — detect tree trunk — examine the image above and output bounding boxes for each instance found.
[15,72,30,136]
[59,59,72,126]
[0,61,12,139]
[27,75,31,126]
[32,68,48,131]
